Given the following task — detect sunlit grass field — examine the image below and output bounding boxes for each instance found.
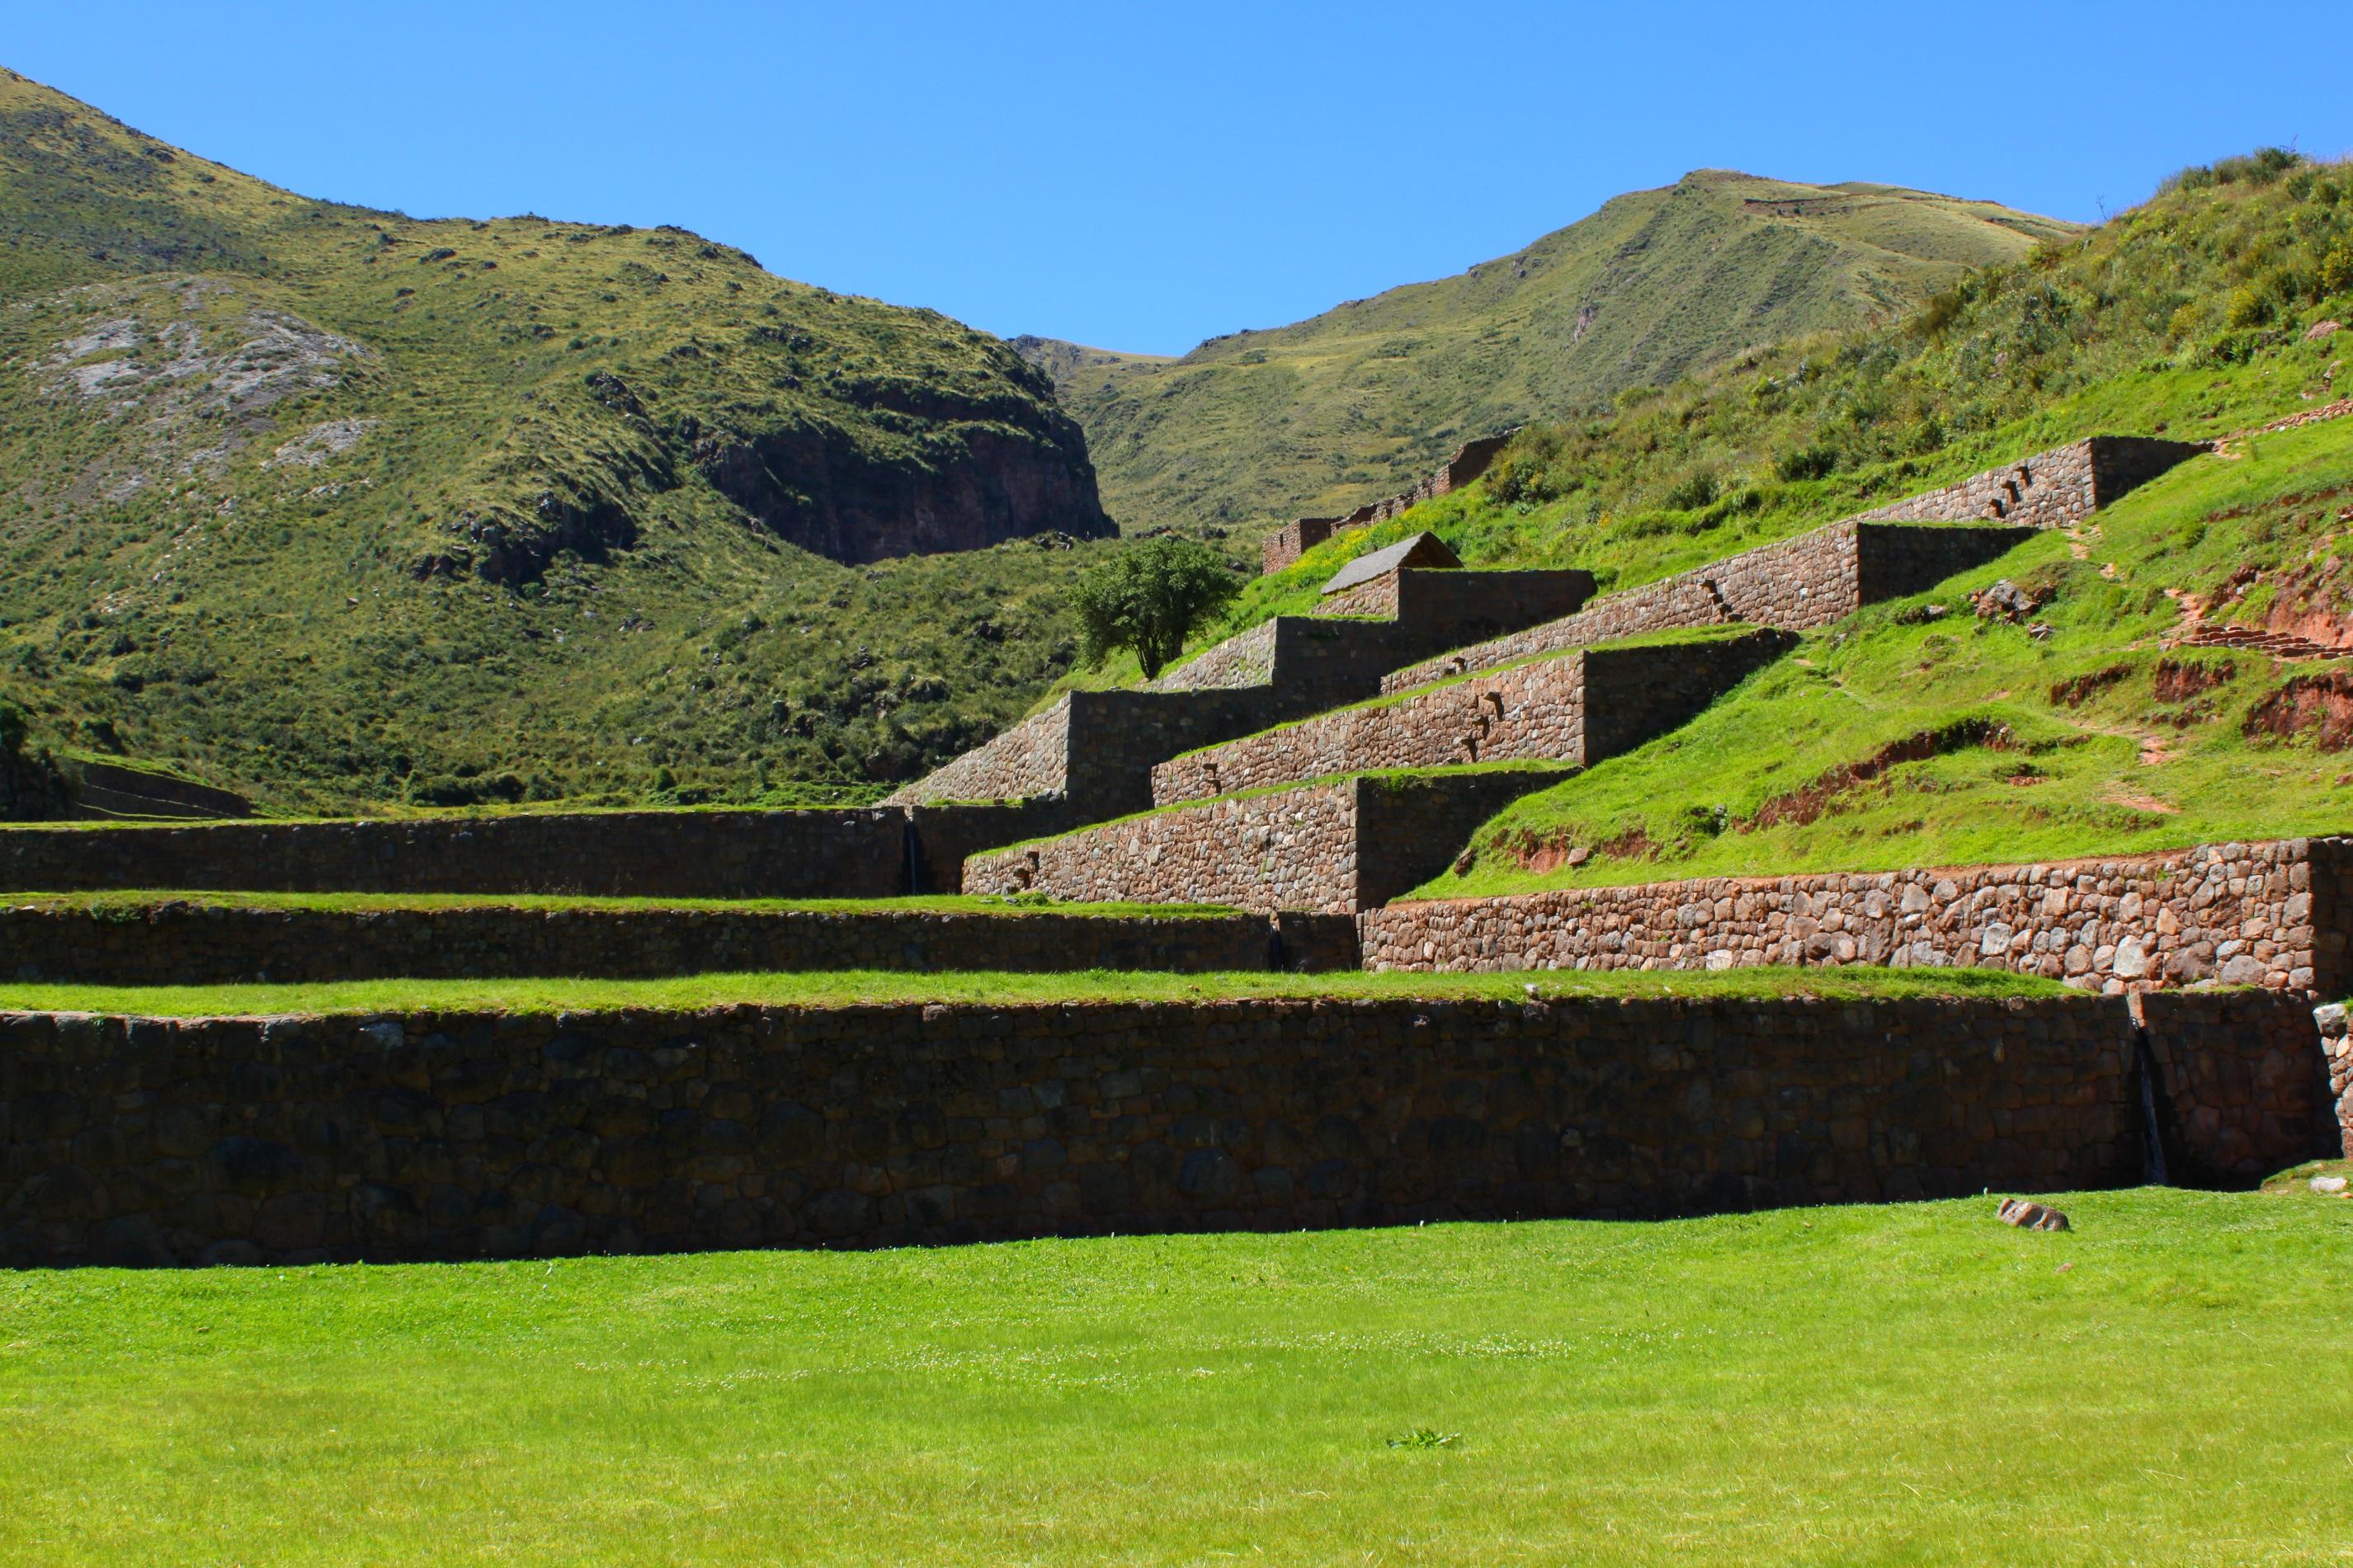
[0,962,2060,1019]
[3,1184,2349,1565]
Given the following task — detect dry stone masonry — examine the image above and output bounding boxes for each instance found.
[890,568,1591,819]
[0,902,1362,986]
[968,769,1574,914]
[1858,436,2205,528]
[0,988,2326,1267]
[1153,630,1793,807]
[0,810,916,900]
[1260,433,1513,575]
[1379,436,2206,693]
[1362,838,2348,994]
[1383,521,2031,690]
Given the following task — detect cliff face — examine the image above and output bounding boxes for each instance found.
[694,379,1113,563]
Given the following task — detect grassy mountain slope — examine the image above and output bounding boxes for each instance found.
[0,68,1119,811]
[1032,172,2077,536]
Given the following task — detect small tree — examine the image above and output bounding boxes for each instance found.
[1069,536,1241,680]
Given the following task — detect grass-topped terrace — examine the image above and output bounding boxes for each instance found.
[0,889,1242,920]
[0,963,2068,1019]
[1414,414,2353,899]
[4,1185,2346,1565]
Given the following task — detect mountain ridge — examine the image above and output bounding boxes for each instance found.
[1030,169,2079,537]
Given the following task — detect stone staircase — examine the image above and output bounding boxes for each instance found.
[0,430,2223,979]
[928,431,2211,917]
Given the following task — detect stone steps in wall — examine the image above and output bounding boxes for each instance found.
[1376,430,2216,695]
[964,765,1577,915]
[0,896,1363,986]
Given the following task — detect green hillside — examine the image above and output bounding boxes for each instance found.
[1031,171,2077,537]
[0,68,1116,811]
[1186,149,2353,897]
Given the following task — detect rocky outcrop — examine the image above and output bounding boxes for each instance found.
[694,379,1114,563]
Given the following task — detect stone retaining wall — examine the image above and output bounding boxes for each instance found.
[0,902,1362,986]
[1153,631,1791,807]
[968,769,1575,914]
[0,810,912,900]
[1361,838,2353,995]
[2,989,2327,1267]
[1860,436,2204,529]
[2133,991,2343,1184]
[1383,522,2027,691]
[894,573,1592,820]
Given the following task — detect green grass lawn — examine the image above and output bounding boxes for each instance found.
[0,963,2061,1019]
[3,1185,2347,1565]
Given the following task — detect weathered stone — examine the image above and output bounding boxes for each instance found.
[0,990,2326,1267]
[1997,1198,2071,1231]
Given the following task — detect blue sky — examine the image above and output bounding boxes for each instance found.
[13,2,2351,356]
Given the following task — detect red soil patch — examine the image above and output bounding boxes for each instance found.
[2245,671,2353,752]
[2153,657,2235,703]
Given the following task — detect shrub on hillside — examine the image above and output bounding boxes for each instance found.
[1661,472,1719,511]
[1487,426,1567,506]
[2323,242,2353,299]
[0,700,24,757]
[1774,444,1841,482]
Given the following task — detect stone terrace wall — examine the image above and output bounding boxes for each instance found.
[1,989,2323,1267]
[1327,566,1596,633]
[1155,572,1594,695]
[1153,632,1791,808]
[2316,1003,2353,1152]
[1150,620,1283,692]
[1363,838,2352,995]
[0,903,1365,987]
[969,769,1573,914]
[0,810,910,901]
[1860,436,2204,529]
[1260,432,1514,575]
[1383,522,2027,692]
[2134,991,2344,1184]
[895,572,1596,823]
[975,778,1362,913]
[1582,630,1796,759]
[884,700,1073,808]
